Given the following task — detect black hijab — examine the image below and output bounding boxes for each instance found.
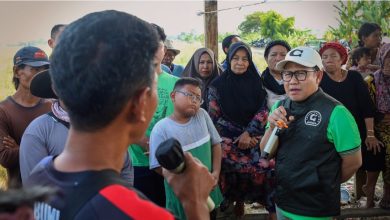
[261,40,291,95]
[261,67,285,95]
[211,42,266,127]
[182,48,221,109]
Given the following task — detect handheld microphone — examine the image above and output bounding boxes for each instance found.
[261,126,281,159]
[155,138,215,211]
[261,109,290,159]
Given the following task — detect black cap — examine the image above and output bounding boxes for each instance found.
[13,46,50,67]
[30,69,57,99]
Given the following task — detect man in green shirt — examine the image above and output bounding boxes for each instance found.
[260,46,362,219]
[128,24,178,207]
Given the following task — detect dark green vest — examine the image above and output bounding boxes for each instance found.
[276,89,342,217]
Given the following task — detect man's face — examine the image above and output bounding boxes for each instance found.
[14,65,48,90]
[153,42,165,74]
[283,62,322,102]
[48,26,65,49]
[224,37,241,54]
[171,84,202,118]
[162,50,176,66]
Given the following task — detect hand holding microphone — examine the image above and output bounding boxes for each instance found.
[156,138,215,212]
[260,106,293,161]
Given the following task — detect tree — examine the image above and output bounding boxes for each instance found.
[238,11,295,41]
[238,10,315,46]
[327,0,390,47]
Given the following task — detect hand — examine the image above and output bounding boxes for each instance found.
[268,106,294,130]
[211,171,219,189]
[162,153,214,208]
[249,136,261,148]
[365,136,384,155]
[2,136,18,149]
[234,131,251,149]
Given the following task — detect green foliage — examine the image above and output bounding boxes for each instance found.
[177,31,200,43]
[238,11,296,40]
[327,0,390,47]
[238,10,315,47]
[283,29,317,48]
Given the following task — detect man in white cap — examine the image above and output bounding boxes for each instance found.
[260,47,362,219]
[162,40,184,77]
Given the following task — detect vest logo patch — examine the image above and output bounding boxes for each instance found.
[305,111,321,126]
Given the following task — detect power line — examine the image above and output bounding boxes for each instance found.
[197,0,268,16]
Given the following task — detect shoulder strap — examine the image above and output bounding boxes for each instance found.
[47,111,70,129]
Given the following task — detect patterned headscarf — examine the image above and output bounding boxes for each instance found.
[374,43,390,113]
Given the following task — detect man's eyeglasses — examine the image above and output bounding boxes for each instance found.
[281,70,317,82]
[175,91,204,104]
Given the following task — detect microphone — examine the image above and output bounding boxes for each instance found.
[155,138,215,211]
[261,126,281,159]
[261,115,290,160]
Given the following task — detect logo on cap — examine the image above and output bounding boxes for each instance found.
[34,51,47,59]
[290,49,304,57]
[305,110,321,126]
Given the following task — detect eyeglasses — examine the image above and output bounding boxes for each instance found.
[281,70,317,82]
[175,91,204,104]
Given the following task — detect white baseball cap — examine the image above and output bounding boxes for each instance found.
[275,46,323,71]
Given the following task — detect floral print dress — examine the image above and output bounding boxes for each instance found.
[208,86,276,212]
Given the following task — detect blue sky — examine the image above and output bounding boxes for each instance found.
[0,0,340,45]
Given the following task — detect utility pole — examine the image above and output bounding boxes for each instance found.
[204,0,218,58]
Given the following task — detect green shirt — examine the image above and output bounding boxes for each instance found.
[269,101,360,219]
[128,71,178,167]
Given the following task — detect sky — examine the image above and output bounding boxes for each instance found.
[0,0,341,46]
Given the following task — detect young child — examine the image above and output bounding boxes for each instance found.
[149,78,223,220]
[350,47,373,79]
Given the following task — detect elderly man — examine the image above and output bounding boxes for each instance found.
[0,46,51,188]
[162,40,184,77]
[260,46,362,219]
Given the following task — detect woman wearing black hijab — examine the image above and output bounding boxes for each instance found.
[208,42,275,219]
[261,40,291,109]
[182,48,221,110]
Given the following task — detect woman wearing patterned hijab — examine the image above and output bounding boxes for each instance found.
[182,48,221,110]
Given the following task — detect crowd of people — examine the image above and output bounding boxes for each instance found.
[0,9,389,220]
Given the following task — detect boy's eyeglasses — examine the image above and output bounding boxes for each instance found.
[175,91,204,105]
[281,70,317,82]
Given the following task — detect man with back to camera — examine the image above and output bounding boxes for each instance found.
[25,10,215,220]
[260,46,362,219]
[0,46,51,188]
